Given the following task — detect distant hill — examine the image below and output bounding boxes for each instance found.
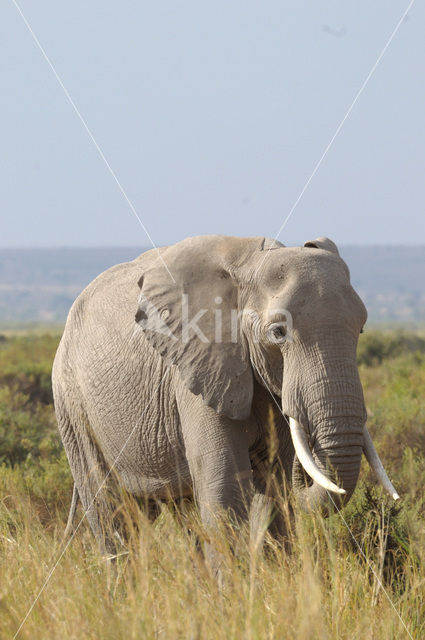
[341,246,425,325]
[0,247,144,324]
[0,246,424,325]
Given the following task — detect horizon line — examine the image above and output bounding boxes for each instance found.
[2,243,425,251]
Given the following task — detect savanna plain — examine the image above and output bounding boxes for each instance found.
[0,330,424,639]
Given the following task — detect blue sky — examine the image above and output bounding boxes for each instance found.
[1,1,423,248]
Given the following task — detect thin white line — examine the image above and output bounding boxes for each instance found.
[327,492,413,640]
[256,0,415,278]
[13,370,170,639]
[253,367,412,637]
[10,0,176,285]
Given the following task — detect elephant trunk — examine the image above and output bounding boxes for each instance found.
[290,416,363,513]
[280,342,399,512]
[288,419,400,511]
[281,352,366,512]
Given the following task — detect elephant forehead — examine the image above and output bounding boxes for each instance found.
[256,249,366,326]
[258,247,350,289]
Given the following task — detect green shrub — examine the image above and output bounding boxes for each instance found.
[0,386,61,465]
[357,330,425,366]
[0,334,61,465]
[0,334,59,403]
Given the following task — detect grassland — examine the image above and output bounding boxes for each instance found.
[0,330,425,639]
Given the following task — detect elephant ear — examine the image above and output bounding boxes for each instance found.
[304,236,339,255]
[136,236,259,420]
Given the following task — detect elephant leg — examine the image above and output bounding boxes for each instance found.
[187,445,254,578]
[189,447,254,530]
[249,490,293,555]
[55,397,119,556]
[250,492,274,549]
[176,388,256,574]
[250,455,294,550]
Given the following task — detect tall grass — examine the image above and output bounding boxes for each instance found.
[0,331,424,639]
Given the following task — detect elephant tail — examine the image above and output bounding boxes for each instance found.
[63,483,80,540]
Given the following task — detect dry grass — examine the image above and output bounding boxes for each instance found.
[1,482,422,639]
[0,332,425,639]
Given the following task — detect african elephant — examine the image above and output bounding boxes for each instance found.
[53,235,398,557]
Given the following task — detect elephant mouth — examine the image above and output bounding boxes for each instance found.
[288,417,399,503]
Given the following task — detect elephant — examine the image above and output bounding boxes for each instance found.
[53,234,398,558]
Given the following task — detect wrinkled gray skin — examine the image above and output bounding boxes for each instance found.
[53,235,367,557]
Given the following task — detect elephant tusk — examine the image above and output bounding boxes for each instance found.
[363,425,400,501]
[289,418,346,496]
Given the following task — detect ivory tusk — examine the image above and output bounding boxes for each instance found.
[363,425,400,501]
[289,418,346,495]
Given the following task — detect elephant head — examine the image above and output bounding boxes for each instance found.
[136,235,398,511]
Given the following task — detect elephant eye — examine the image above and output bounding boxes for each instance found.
[268,323,287,344]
